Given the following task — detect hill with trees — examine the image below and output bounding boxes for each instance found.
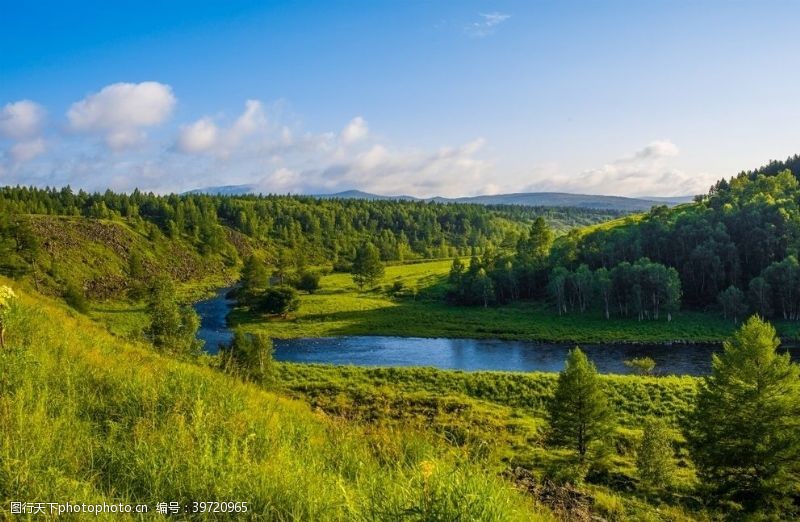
[442,156,800,328]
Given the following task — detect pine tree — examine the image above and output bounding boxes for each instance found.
[240,254,269,296]
[351,242,384,290]
[547,348,615,463]
[684,316,800,513]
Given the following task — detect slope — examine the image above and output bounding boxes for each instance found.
[0,279,547,520]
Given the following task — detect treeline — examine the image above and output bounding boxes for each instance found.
[447,156,800,321]
[555,162,800,319]
[0,186,619,270]
[446,217,682,319]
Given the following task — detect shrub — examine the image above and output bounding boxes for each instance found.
[294,270,321,294]
[63,282,89,313]
[255,286,300,318]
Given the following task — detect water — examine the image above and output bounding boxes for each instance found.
[195,287,235,353]
[193,289,800,375]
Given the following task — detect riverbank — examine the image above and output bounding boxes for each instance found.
[226,260,800,344]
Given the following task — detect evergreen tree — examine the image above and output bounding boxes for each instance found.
[547,348,615,463]
[240,254,269,296]
[351,242,384,290]
[684,316,800,513]
[636,418,675,489]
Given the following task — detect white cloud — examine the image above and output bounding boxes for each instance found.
[67,81,176,149]
[524,140,710,196]
[340,116,368,145]
[635,139,679,159]
[177,117,219,153]
[0,100,45,139]
[310,137,493,197]
[10,138,46,162]
[176,99,266,157]
[466,12,511,38]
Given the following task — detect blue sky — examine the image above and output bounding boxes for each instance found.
[2,1,800,196]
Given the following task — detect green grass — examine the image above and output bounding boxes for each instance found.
[274,364,706,520]
[0,279,549,521]
[231,259,800,343]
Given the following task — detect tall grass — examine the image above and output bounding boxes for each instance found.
[0,282,549,520]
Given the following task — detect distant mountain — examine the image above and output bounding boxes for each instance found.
[184,184,257,196]
[312,190,694,211]
[314,190,419,201]
[185,186,694,212]
[434,192,694,211]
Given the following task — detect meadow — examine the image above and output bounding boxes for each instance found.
[230,259,800,343]
[0,279,549,520]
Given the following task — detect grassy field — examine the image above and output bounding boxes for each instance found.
[0,279,549,521]
[273,363,706,520]
[231,259,800,343]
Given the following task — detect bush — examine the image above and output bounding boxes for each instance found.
[294,271,321,294]
[63,283,89,314]
[220,329,277,385]
[255,286,300,318]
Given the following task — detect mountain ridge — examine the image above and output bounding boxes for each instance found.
[186,185,694,211]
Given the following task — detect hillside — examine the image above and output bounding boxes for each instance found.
[0,280,547,520]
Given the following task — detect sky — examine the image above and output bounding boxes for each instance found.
[2,0,800,198]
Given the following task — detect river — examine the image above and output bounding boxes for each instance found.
[194,288,800,376]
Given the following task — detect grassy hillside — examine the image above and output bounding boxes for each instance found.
[0,280,547,520]
[23,215,241,301]
[272,365,705,520]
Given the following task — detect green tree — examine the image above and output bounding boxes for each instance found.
[352,242,384,290]
[516,217,553,266]
[684,316,800,513]
[471,268,494,308]
[636,418,675,489]
[595,267,612,319]
[748,276,771,317]
[717,285,747,322]
[256,286,300,318]
[294,270,321,294]
[146,275,202,354]
[547,348,615,464]
[240,254,269,295]
[220,329,276,385]
[624,356,656,375]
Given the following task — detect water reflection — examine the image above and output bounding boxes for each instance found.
[193,289,800,376]
[272,336,799,376]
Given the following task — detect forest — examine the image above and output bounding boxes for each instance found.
[445,156,800,326]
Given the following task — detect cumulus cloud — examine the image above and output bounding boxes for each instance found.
[525,140,708,196]
[0,100,45,139]
[10,138,46,162]
[306,137,493,197]
[340,116,368,145]
[466,12,511,38]
[177,117,219,153]
[67,82,176,149]
[176,99,266,156]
